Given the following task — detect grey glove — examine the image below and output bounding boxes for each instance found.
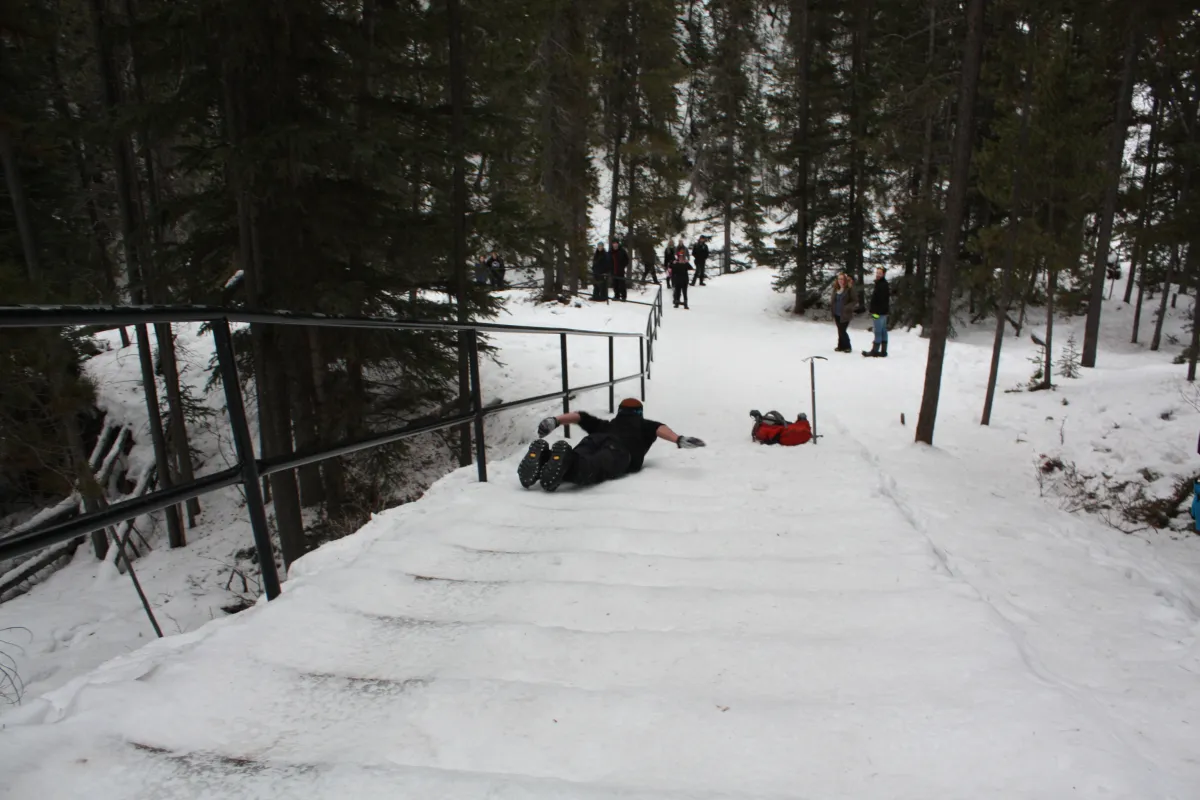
[537,416,559,438]
[677,436,706,449]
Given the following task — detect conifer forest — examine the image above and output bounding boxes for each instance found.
[2,0,1199,561]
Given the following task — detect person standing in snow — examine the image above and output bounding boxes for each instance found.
[691,236,710,286]
[663,239,676,278]
[591,242,610,301]
[831,272,857,353]
[487,251,506,288]
[669,246,692,309]
[863,266,890,358]
[474,256,489,286]
[611,240,631,301]
[518,398,706,491]
[638,237,660,283]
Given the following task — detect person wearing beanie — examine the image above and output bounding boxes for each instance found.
[863,266,890,357]
[518,398,706,491]
[669,246,693,309]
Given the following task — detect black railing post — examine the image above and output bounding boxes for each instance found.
[608,335,615,413]
[212,319,282,600]
[560,333,571,438]
[639,337,646,400]
[467,329,487,482]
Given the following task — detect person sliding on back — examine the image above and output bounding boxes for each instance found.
[518,398,706,492]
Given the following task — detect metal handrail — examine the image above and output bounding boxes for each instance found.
[0,284,666,600]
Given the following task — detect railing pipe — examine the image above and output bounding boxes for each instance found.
[560,333,571,438]
[608,336,615,413]
[467,329,488,482]
[212,319,282,600]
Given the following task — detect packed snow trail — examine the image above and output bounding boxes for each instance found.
[2,271,1197,799]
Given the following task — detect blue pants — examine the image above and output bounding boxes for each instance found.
[873,315,888,345]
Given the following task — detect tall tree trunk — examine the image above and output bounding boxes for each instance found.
[135,324,185,547]
[290,337,325,507]
[913,0,937,325]
[1187,245,1200,381]
[49,39,119,304]
[0,39,39,282]
[915,0,985,446]
[0,130,40,284]
[91,0,183,544]
[608,123,624,244]
[848,0,871,293]
[722,188,733,274]
[1042,265,1056,390]
[1081,20,1139,368]
[1150,246,1181,351]
[65,416,108,560]
[982,32,1035,426]
[791,0,812,315]
[1126,97,1162,306]
[447,0,472,469]
[306,329,346,515]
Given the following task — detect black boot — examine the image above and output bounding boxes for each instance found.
[879,342,888,358]
[540,441,575,492]
[862,343,879,358]
[518,439,551,488]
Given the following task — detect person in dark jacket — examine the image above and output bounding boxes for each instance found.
[486,251,506,288]
[640,252,660,283]
[518,398,706,491]
[611,240,631,301]
[591,242,609,300]
[663,239,676,277]
[863,266,890,357]
[474,257,490,286]
[831,272,857,353]
[668,246,692,309]
[691,237,710,286]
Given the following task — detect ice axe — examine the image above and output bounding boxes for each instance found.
[802,356,827,444]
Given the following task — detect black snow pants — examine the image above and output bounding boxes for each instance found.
[672,277,689,308]
[569,434,633,486]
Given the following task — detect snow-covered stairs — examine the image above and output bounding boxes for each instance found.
[2,272,1190,799]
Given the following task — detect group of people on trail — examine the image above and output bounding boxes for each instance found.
[832,266,889,358]
[591,240,632,302]
[591,235,712,308]
[474,251,506,288]
[518,398,706,492]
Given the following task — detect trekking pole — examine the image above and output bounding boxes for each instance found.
[802,356,827,444]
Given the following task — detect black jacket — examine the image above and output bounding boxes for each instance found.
[592,249,608,275]
[663,246,675,267]
[869,277,890,315]
[578,411,664,472]
[693,242,709,264]
[612,247,630,276]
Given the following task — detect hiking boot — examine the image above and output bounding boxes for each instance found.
[879,342,888,357]
[539,440,575,492]
[518,439,551,488]
[862,344,879,357]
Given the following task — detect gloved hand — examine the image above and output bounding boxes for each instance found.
[677,436,706,449]
[537,417,559,438]
[871,313,880,319]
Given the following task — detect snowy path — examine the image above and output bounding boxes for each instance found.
[2,272,1197,799]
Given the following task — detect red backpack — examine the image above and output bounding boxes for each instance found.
[750,411,812,446]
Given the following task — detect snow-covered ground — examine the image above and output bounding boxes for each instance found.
[2,270,1197,798]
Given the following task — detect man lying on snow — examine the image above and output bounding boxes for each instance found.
[519,398,706,492]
